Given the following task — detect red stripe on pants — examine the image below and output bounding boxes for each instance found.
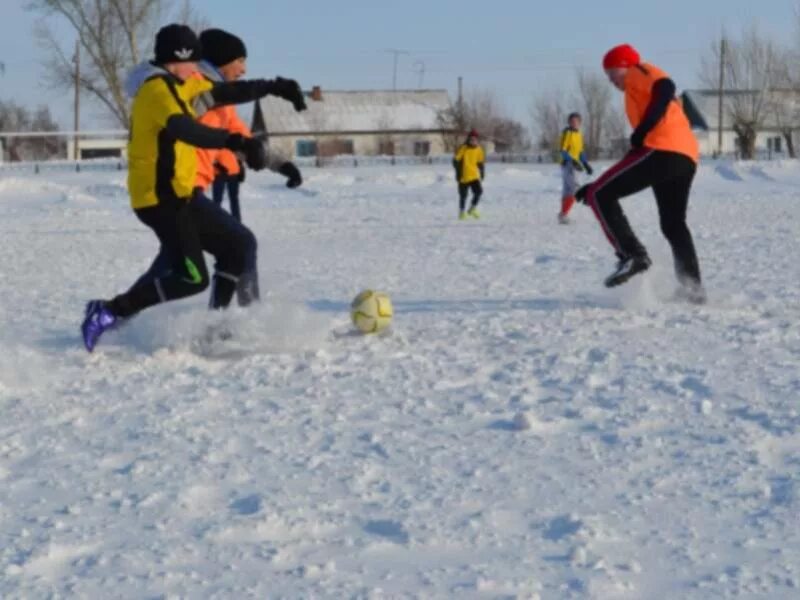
[586,148,653,254]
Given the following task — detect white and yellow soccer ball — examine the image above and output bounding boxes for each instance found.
[350,290,393,334]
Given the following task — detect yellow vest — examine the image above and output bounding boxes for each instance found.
[454,144,485,183]
[559,127,584,162]
[127,73,213,209]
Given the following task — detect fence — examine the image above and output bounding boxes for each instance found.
[0,152,554,176]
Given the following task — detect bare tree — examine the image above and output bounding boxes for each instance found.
[765,50,800,158]
[700,25,782,159]
[27,0,204,127]
[438,88,528,152]
[530,89,566,157]
[604,107,629,158]
[0,100,64,160]
[575,69,613,158]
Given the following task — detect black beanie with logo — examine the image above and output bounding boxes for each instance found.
[154,24,201,65]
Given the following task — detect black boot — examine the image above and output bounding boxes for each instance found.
[604,254,652,288]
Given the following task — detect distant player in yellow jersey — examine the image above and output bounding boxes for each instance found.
[453,129,485,219]
[558,112,593,224]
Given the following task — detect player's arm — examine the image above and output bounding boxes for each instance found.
[579,151,593,175]
[630,78,676,147]
[208,77,307,112]
[478,147,485,180]
[165,114,234,148]
[165,116,266,170]
[453,146,464,180]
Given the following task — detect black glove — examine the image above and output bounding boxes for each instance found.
[575,183,592,204]
[260,77,306,112]
[583,162,593,176]
[236,160,246,183]
[278,161,303,188]
[479,164,485,180]
[571,159,584,172]
[226,134,267,171]
[630,128,645,149]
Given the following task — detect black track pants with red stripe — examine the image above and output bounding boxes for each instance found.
[586,148,702,285]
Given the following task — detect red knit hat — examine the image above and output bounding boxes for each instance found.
[468,129,479,138]
[603,44,641,70]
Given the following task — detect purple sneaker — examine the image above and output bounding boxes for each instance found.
[81,300,118,352]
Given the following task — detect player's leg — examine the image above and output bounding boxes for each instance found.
[559,164,578,222]
[467,180,483,218]
[212,175,226,206]
[82,201,209,351]
[189,191,256,309]
[653,156,704,300]
[458,183,468,218]
[227,176,242,222]
[585,149,667,286]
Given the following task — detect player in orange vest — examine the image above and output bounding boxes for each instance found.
[577,44,704,302]
[196,29,303,223]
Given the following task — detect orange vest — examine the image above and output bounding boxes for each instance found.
[195,105,252,189]
[625,63,698,163]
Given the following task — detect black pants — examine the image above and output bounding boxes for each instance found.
[110,191,256,318]
[458,180,483,212]
[212,174,241,221]
[586,148,701,285]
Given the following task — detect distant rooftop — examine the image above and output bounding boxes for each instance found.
[683,89,797,131]
[254,88,453,135]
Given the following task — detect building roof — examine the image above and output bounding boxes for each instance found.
[253,89,452,135]
[683,89,795,131]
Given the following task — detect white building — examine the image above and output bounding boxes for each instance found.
[252,87,454,159]
[68,137,127,161]
[682,90,789,158]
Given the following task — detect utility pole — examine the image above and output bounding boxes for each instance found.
[73,40,80,161]
[385,49,409,91]
[413,60,426,89]
[717,35,726,157]
[457,76,464,130]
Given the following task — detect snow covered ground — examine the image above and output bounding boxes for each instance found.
[0,160,798,598]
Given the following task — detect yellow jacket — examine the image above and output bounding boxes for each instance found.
[559,127,585,164]
[454,144,485,183]
[127,71,214,209]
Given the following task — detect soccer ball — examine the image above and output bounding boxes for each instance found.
[350,290,393,334]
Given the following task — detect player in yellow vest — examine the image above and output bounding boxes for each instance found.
[558,112,593,224]
[81,24,306,351]
[452,129,486,219]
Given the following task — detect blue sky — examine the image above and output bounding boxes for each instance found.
[0,0,796,129]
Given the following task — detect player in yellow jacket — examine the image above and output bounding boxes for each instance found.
[558,112,593,224]
[452,129,485,219]
[81,24,305,352]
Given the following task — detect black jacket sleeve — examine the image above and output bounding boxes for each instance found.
[208,79,271,106]
[165,114,230,149]
[633,78,677,140]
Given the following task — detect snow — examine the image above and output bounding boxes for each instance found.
[1,159,799,598]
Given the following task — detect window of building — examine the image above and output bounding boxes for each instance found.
[413,141,431,156]
[339,139,355,155]
[378,140,395,155]
[296,140,318,157]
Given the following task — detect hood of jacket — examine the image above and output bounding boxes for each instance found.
[125,61,170,98]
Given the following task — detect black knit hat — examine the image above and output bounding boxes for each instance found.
[154,24,201,65]
[200,29,247,67]
[567,112,582,122]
